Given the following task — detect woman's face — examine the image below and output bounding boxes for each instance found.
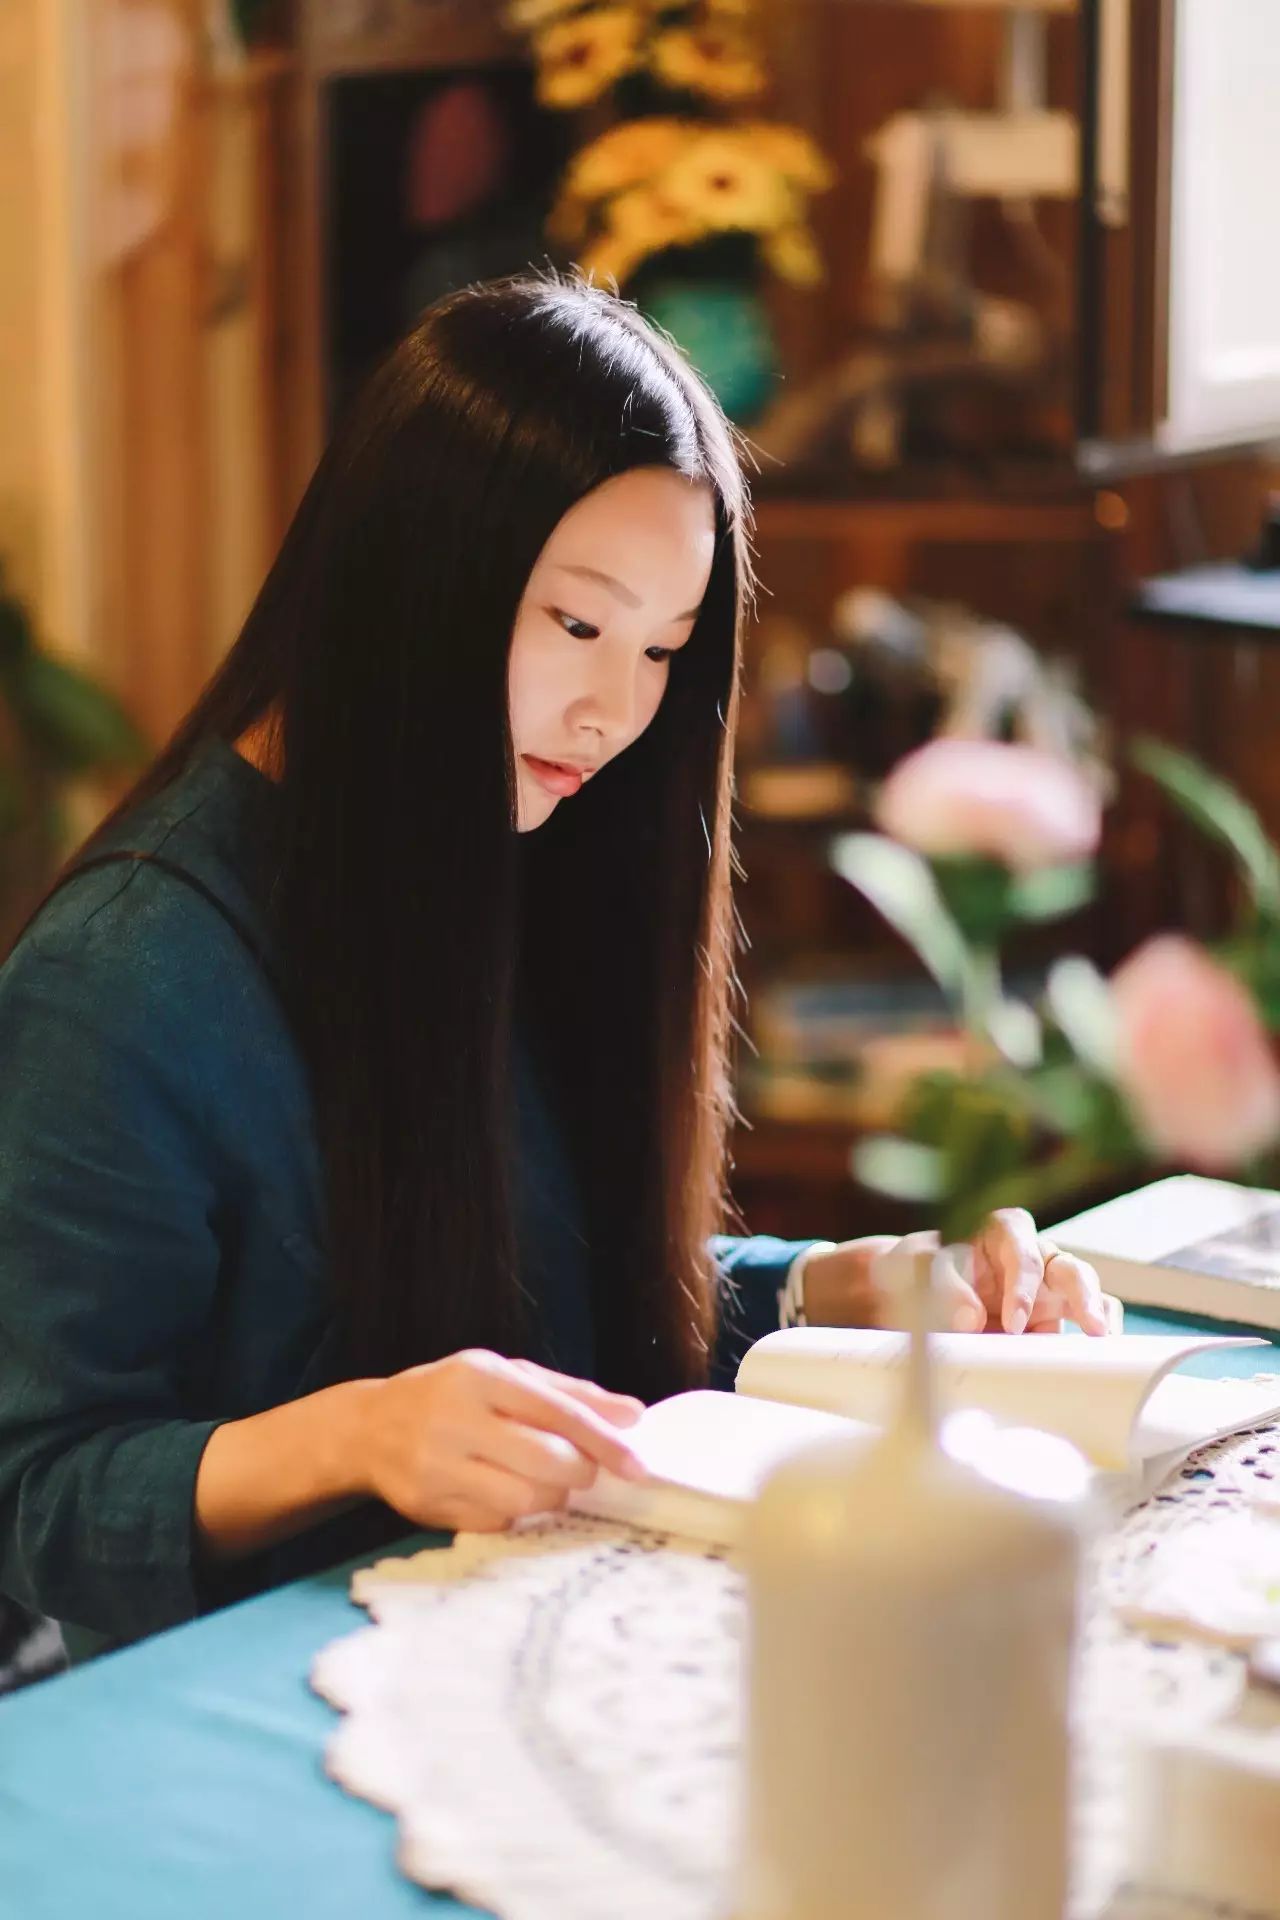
[508,467,717,832]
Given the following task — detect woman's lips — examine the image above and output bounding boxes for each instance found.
[522,755,584,798]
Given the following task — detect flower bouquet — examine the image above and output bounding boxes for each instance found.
[836,737,1280,1240]
[505,0,834,416]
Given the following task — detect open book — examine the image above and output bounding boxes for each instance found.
[568,1327,1280,1547]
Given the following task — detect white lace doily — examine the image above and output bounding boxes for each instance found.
[312,1416,1280,1920]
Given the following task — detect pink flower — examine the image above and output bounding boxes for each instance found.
[1111,935,1280,1170]
[875,740,1101,872]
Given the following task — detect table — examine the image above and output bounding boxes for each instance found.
[1,1312,1276,1920]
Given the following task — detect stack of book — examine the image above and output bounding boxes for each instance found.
[742,972,978,1129]
[1054,1177,1280,1337]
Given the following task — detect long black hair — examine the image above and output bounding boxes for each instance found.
[70,275,752,1401]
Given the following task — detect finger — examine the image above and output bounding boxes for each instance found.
[507,1359,645,1425]
[483,1365,647,1479]
[478,1417,599,1493]
[983,1208,1044,1335]
[1039,1246,1108,1336]
[1025,1287,1065,1330]
[451,1458,570,1528]
[967,1239,1003,1319]
[929,1243,987,1333]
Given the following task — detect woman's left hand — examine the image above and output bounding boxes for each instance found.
[799,1209,1109,1337]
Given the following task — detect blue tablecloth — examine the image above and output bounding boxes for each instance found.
[0,1530,448,1920]
[1,1312,1276,1920]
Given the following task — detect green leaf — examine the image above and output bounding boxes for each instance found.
[942,1146,1137,1245]
[1134,738,1280,916]
[944,1098,1030,1203]
[1008,862,1095,924]
[1079,1077,1144,1162]
[897,1070,970,1146]
[1222,931,1280,1031]
[985,994,1042,1070]
[8,654,146,774]
[830,834,968,995]
[932,857,1015,947]
[896,1073,1035,1203]
[0,593,32,668]
[1044,955,1118,1077]
[1022,1062,1098,1136]
[852,1135,946,1203]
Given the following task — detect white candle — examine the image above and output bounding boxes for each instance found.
[737,1248,1088,1920]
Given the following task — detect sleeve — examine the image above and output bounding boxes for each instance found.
[0,943,227,1643]
[707,1233,823,1389]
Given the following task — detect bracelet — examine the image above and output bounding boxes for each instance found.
[779,1240,838,1330]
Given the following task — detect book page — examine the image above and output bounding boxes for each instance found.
[736,1328,1267,1471]
[568,1390,860,1545]
[1131,1372,1280,1463]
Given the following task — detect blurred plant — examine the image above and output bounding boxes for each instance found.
[222,1,277,49]
[835,736,1280,1242]
[0,564,147,927]
[505,0,834,290]
[833,588,1111,794]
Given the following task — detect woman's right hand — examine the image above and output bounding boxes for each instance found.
[352,1349,648,1534]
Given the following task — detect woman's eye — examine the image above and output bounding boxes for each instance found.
[645,646,675,664]
[554,609,599,641]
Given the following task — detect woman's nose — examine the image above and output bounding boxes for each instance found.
[583,654,639,742]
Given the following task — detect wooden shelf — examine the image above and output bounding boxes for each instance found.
[753,493,1105,545]
[301,4,512,78]
[738,808,869,834]
[733,1114,861,1183]
[728,1112,929,1243]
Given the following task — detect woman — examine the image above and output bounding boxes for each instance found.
[0,276,1104,1660]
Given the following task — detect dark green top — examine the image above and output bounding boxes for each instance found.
[0,741,811,1657]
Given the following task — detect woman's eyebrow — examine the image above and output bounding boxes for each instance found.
[556,563,701,621]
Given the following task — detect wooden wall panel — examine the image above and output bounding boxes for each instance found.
[112,48,209,741]
[86,5,302,746]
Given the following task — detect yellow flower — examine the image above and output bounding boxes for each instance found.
[506,0,588,29]
[611,181,704,247]
[763,222,824,287]
[650,24,765,100]
[578,183,704,286]
[535,6,642,110]
[738,120,836,193]
[576,237,638,288]
[563,117,691,200]
[657,132,791,234]
[546,191,592,247]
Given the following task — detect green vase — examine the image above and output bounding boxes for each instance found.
[639,277,778,425]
